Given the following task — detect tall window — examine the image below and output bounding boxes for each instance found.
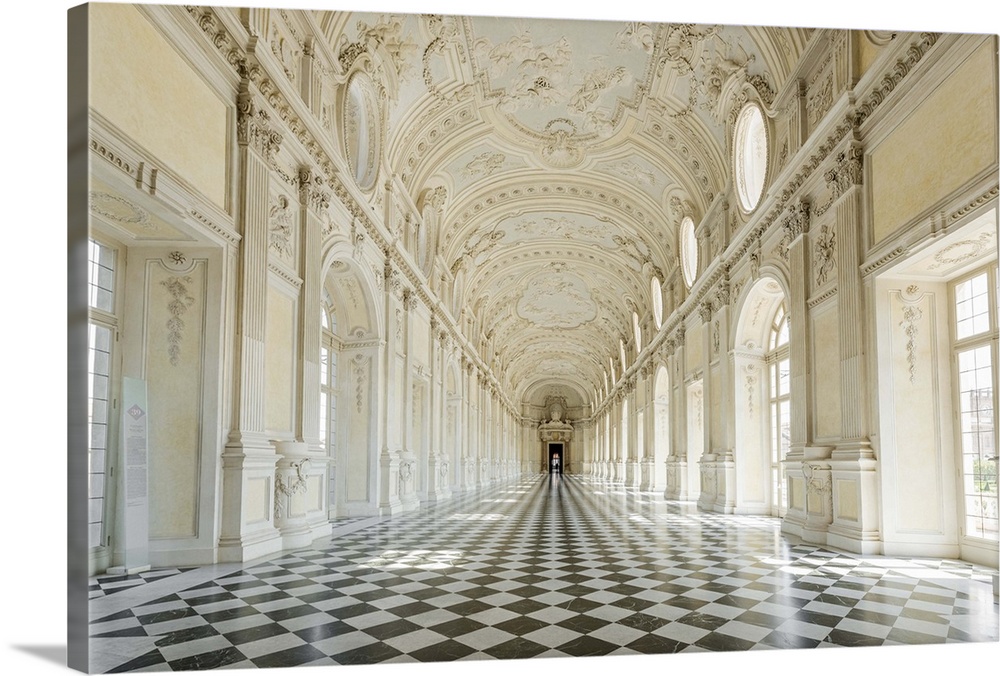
[680,216,698,288]
[952,265,998,542]
[651,276,663,329]
[320,294,339,518]
[768,302,790,515]
[88,239,118,550]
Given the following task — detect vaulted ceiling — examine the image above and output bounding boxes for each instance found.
[318,11,813,410]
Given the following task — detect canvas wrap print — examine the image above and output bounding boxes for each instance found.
[68,2,1000,673]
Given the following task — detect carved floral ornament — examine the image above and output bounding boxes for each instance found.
[813,224,836,286]
[160,275,196,367]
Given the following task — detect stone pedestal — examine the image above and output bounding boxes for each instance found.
[639,458,655,492]
[624,460,640,488]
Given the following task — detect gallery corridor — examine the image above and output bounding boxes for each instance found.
[88,475,999,672]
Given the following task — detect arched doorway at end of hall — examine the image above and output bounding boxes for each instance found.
[548,442,564,474]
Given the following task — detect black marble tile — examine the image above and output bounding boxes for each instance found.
[363,618,422,640]
[677,612,730,631]
[223,621,290,646]
[693,631,756,652]
[409,638,481,662]
[886,627,947,645]
[139,593,181,606]
[293,620,355,643]
[456,585,504,600]
[326,602,378,620]
[555,597,603,614]
[90,626,149,639]
[493,615,549,636]
[555,613,608,634]
[406,586,451,601]
[609,596,657,612]
[553,635,620,657]
[384,600,440,617]
[846,607,898,626]
[442,599,494,616]
[106,649,166,673]
[198,605,260,624]
[759,630,823,649]
[251,643,327,668]
[264,603,322,622]
[823,628,885,647]
[91,609,136,624]
[665,596,709,611]
[427,617,489,638]
[167,646,247,671]
[135,607,201,625]
[483,636,550,660]
[617,611,672,633]
[239,590,292,605]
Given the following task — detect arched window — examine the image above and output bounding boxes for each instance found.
[620,338,628,372]
[733,102,768,213]
[651,276,663,329]
[633,311,642,353]
[768,302,790,514]
[680,216,698,288]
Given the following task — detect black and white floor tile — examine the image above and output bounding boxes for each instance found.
[88,475,1000,672]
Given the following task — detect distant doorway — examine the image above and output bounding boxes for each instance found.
[548,443,564,474]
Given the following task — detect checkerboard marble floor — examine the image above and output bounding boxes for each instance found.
[88,474,999,672]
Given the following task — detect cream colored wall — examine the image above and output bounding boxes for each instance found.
[811,303,842,440]
[413,314,431,365]
[245,478,270,525]
[89,3,228,208]
[265,285,296,434]
[686,323,704,373]
[870,39,997,243]
[145,260,205,539]
[857,32,883,76]
[710,366,721,449]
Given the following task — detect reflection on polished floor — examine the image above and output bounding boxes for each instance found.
[88,475,1000,672]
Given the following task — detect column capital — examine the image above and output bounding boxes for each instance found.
[236,89,282,160]
[782,197,811,242]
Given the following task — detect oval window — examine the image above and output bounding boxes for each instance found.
[344,73,380,191]
[680,216,698,288]
[650,277,663,329]
[733,103,768,212]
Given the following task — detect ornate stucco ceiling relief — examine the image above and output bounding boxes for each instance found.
[515,271,598,329]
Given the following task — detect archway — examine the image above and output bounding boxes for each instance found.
[733,276,789,516]
[320,252,382,517]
